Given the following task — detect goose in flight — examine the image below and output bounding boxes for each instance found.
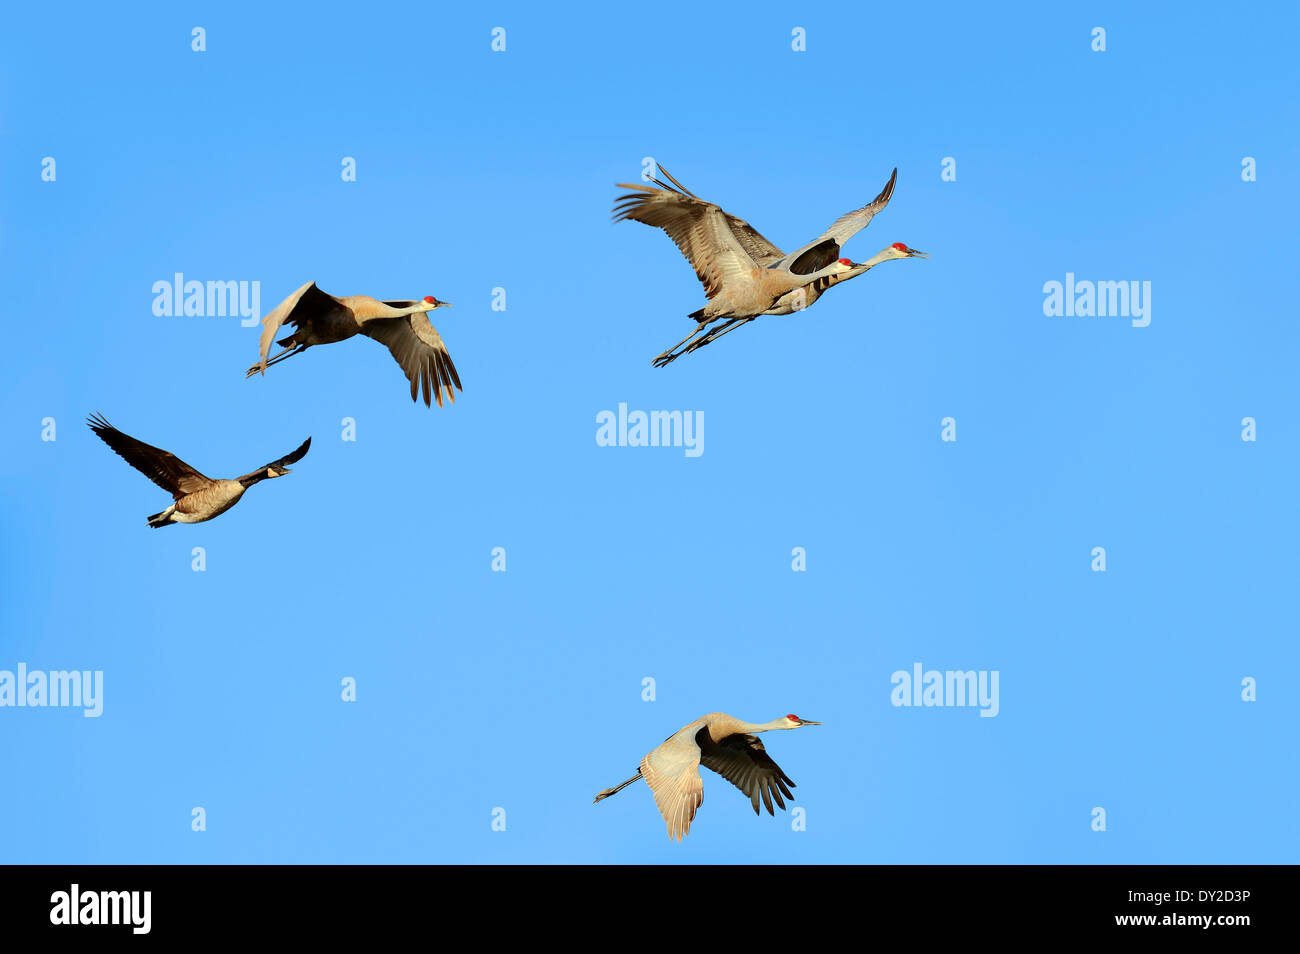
[593,712,820,840]
[87,414,310,527]
[613,165,927,366]
[246,282,461,408]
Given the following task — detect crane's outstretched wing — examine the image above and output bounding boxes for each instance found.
[818,166,897,246]
[362,306,463,408]
[240,437,311,481]
[87,414,212,499]
[255,281,345,372]
[698,730,796,816]
[780,167,898,274]
[613,165,785,301]
[640,729,706,842]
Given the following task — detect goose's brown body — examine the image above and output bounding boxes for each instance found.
[157,480,248,524]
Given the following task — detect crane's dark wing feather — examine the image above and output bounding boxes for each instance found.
[697,728,796,816]
[87,414,212,499]
[255,281,346,371]
[788,239,842,275]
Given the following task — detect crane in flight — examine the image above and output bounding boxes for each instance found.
[246,282,462,408]
[593,712,820,840]
[613,165,927,366]
[87,414,310,527]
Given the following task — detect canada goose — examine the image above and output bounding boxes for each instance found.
[87,414,311,528]
[245,282,461,408]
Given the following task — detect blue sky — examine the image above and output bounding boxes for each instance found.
[1,2,1296,863]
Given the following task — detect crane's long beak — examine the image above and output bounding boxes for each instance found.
[799,719,822,726]
[908,249,930,259]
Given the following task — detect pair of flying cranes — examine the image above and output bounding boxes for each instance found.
[89,164,927,840]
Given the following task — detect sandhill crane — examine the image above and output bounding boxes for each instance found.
[246,282,462,408]
[613,165,927,366]
[593,712,820,840]
[87,414,310,527]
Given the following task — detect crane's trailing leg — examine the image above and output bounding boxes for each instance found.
[676,317,752,359]
[652,322,713,368]
[593,770,643,803]
[693,317,752,351]
[245,344,307,378]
